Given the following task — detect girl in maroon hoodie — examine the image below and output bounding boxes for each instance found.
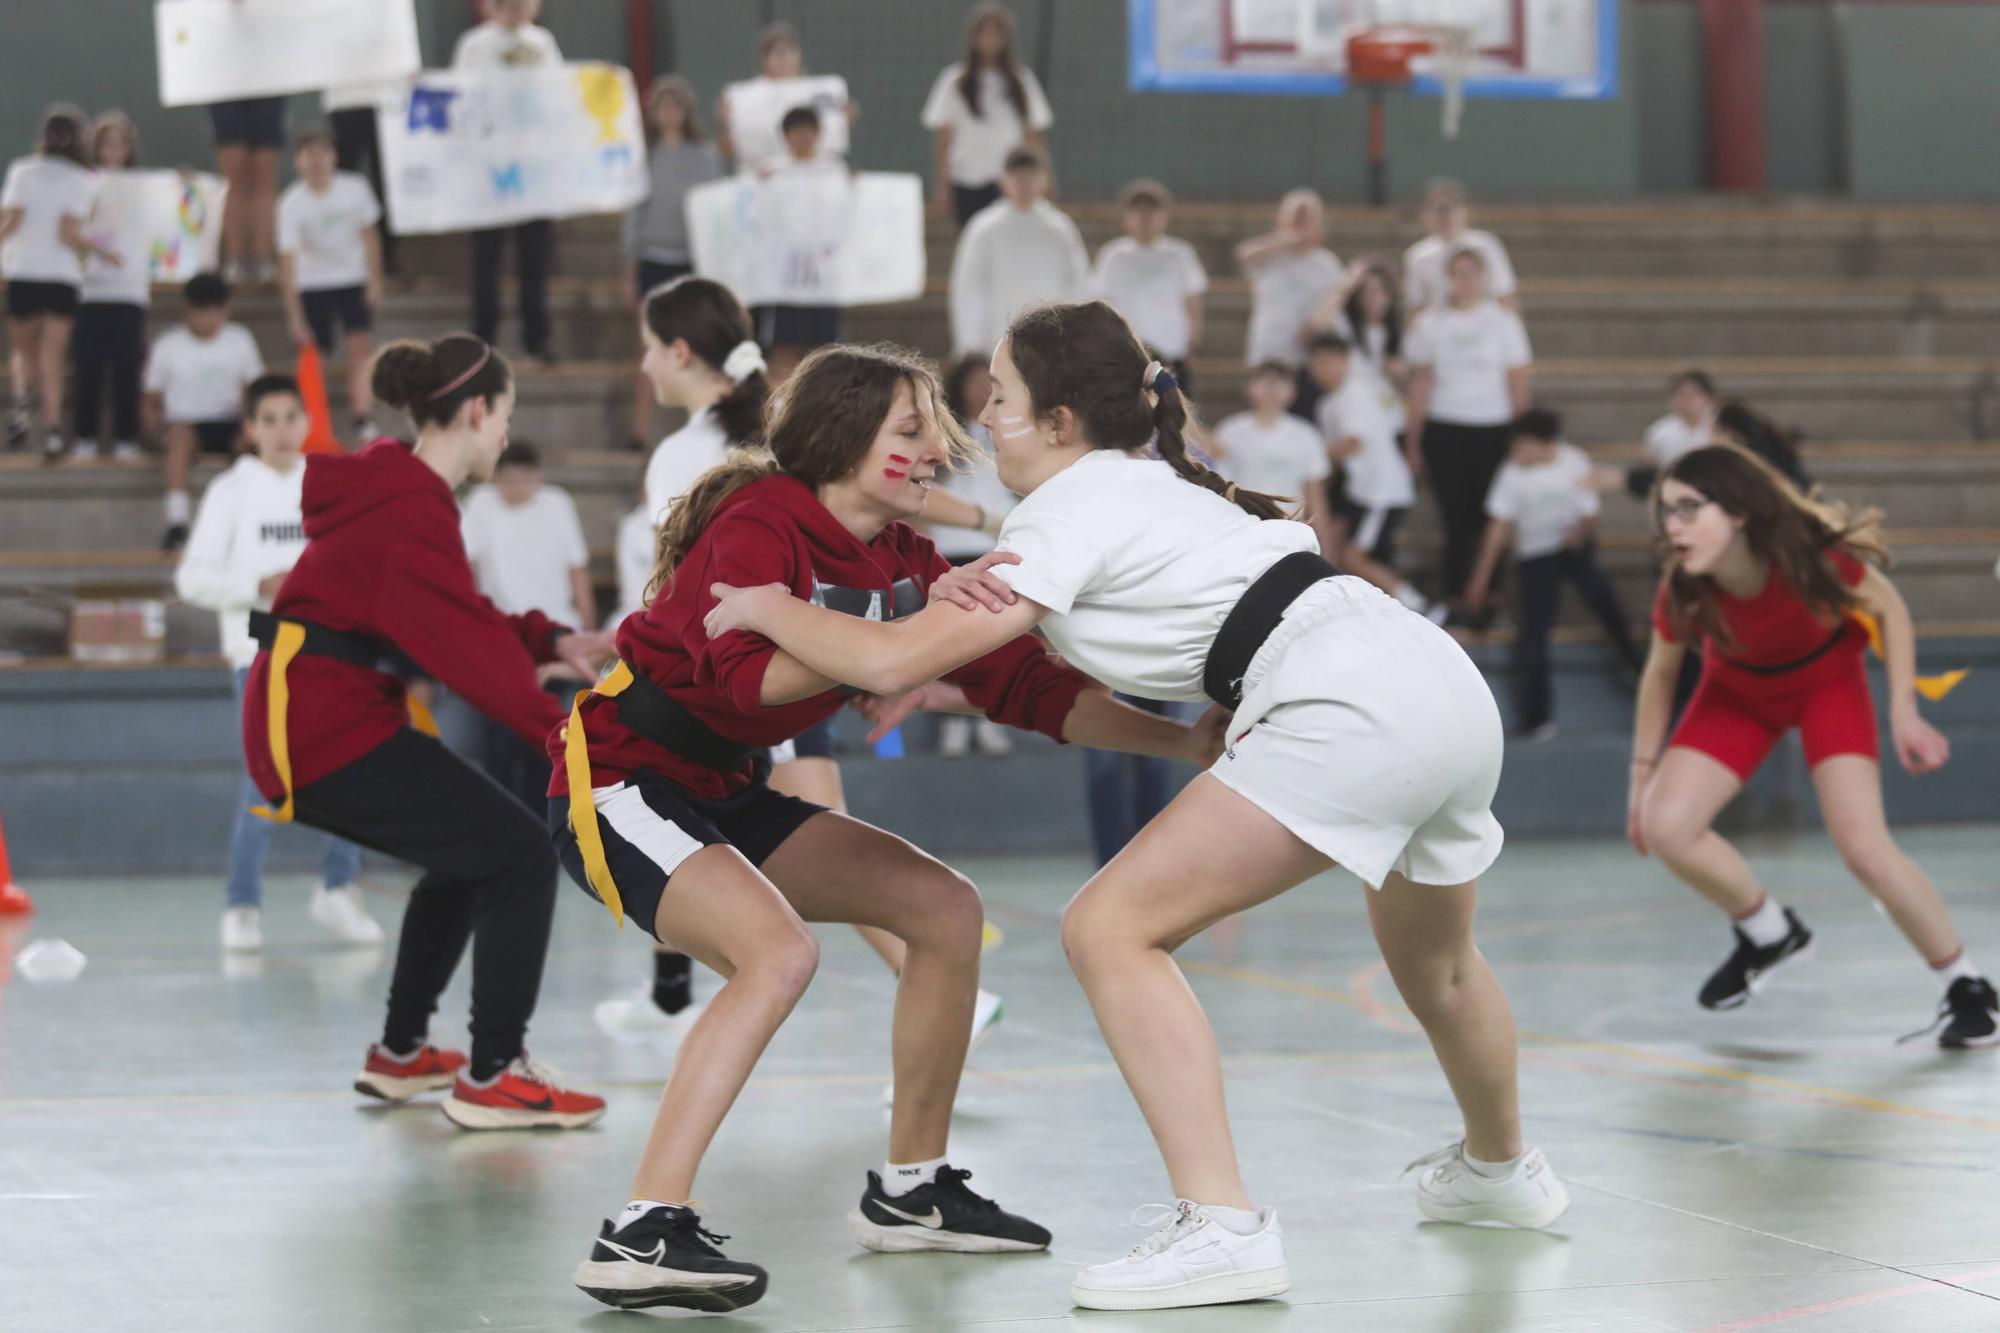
[555,341,1219,1312]
[243,332,612,1131]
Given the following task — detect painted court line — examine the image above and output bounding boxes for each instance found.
[1691,1263,2000,1331]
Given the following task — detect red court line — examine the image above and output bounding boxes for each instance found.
[1693,1264,2000,1331]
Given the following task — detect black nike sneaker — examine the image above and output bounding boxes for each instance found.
[574,1203,768,1312]
[1698,909,1814,1010]
[1901,976,2000,1050]
[848,1166,1052,1253]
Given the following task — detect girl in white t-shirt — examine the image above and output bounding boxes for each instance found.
[704,301,1568,1313]
[922,3,1054,229]
[3,105,112,456]
[72,111,151,461]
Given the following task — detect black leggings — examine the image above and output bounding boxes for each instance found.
[72,302,146,444]
[292,727,559,1079]
[1421,420,1513,601]
[1513,544,1644,732]
[471,220,554,355]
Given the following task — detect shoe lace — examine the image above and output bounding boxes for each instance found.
[1126,1200,1205,1258]
[1401,1140,1467,1183]
[512,1054,571,1088]
[930,1166,997,1214]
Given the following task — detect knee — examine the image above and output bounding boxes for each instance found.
[758,922,820,1001]
[1640,795,1705,862]
[904,867,985,957]
[1060,889,1142,982]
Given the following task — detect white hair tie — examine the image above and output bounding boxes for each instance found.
[722,340,767,384]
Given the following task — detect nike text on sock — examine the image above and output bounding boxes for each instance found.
[1196,1202,1266,1235]
[1733,895,1790,947]
[165,490,192,524]
[1464,1149,1527,1180]
[619,1198,684,1229]
[881,1155,949,1196]
[1931,949,1979,986]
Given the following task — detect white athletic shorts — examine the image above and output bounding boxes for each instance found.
[1208,575,1505,889]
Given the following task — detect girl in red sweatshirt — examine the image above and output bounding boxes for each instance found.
[243,332,611,1130]
[554,341,1217,1313]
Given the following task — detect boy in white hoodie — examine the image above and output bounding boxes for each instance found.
[174,374,381,953]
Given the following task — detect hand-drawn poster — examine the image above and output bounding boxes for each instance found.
[82,171,227,284]
[686,171,924,307]
[721,76,852,177]
[155,0,419,107]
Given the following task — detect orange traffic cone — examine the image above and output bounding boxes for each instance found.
[297,342,344,456]
[0,812,32,917]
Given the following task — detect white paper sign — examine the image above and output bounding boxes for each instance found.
[686,171,924,308]
[377,63,648,235]
[155,0,420,108]
[722,76,852,177]
[83,171,228,284]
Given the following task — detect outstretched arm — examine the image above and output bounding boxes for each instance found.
[1857,565,1950,774]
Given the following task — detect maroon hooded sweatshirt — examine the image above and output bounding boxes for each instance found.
[244,439,569,801]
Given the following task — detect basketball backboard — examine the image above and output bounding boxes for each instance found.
[1129,0,1617,99]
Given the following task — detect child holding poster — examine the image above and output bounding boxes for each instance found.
[718,22,855,178]
[3,105,107,458]
[750,108,847,384]
[72,112,151,462]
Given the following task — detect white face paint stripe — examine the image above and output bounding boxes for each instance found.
[997,412,1035,439]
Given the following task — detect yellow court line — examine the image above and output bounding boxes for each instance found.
[1184,958,2000,1133]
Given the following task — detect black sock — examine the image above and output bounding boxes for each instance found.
[469,1045,518,1083]
[652,951,693,1015]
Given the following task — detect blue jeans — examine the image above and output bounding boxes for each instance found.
[226,668,361,908]
[1085,695,1176,868]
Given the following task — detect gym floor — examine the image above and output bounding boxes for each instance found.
[5,827,1999,1331]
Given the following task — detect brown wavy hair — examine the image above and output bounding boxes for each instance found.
[958,4,1031,121]
[1004,300,1290,520]
[1653,442,1885,652]
[647,342,973,602]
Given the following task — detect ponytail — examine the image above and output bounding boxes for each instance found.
[1147,371,1290,521]
[644,277,770,446]
[646,451,781,603]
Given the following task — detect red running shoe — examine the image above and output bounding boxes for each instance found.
[354,1043,468,1103]
[443,1056,606,1131]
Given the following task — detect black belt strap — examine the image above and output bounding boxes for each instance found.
[1203,551,1338,710]
[1717,623,1849,676]
[248,610,388,669]
[613,668,758,773]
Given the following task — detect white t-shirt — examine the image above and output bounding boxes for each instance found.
[1643,411,1716,468]
[1,155,98,284]
[172,455,310,669]
[643,405,734,528]
[920,63,1054,187]
[949,199,1089,355]
[927,423,1016,560]
[1483,443,1599,560]
[460,483,590,627]
[1210,411,1330,505]
[994,449,1319,701]
[79,169,152,306]
[1316,377,1413,509]
[612,506,655,627]
[1090,235,1208,361]
[1328,311,1401,410]
[1403,229,1518,312]
[277,173,381,291]
[1244,246,1342,367]
[1404,301,1532,427]
[144,324,263,424]
[451,21,562,69]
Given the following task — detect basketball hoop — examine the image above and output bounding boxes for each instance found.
[1344,22,1474,206]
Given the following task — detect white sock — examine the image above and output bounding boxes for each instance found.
[165,490,191,524]
[1465,1148,1526,1180]
[881,1155,949,1196]
[1933,950,1979,986]
[1393,581,1428,611]
[619,1198,681,1229]
[1196,1202,1265,1235]
[1734,896,1790,947]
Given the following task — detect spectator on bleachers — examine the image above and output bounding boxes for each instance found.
[1644,368,1721,469]
[1616,383,1807,500]
[1405,245,1533,614]
[148,273,265,551]
[454,0,562,364]
[927,354,1016,756]
[922,3,1054,231]
[1462,408,1643,741]
[948,144,1086,357]
[1306,333,1434,619]
[611,505,653,628]
[458,441,595,809]
[1310,256,1407,405]
[752,107,848,383]
[70,111,149,463]
[625,76,723,447]
[1715,401,1809,489]
[1235,188,1343,418]
[206,95,285,285]
[3,104,105,459]
[174,373,376,954]
[324,83,399,278]
[278,126,384,442]
[1403,177,1517,318]
[718,22,858,177]
[1089,178,1206,391]
[1209,361,1335,554]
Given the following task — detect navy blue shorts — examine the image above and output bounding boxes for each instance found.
[755,304,842,350]
[208,97,288,149]
[301,285,372,351]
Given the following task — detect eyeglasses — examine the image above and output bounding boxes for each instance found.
[1657,496,1712,525]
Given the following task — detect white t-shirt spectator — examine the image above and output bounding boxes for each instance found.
[1090,235,1207,361]
[1316,377,1413,510]
[79,169,152,306]
[1484,443,1599,560]
[460,483,590,627]
[612,506,654,628]
[452,21,562,70]
[1405,301,1532,427]
[921,64,1055,188]
[1,155,98,284]
[993,449,1318,701]
[1403,229,1518,312]
[1643,411,1716,468]
[927,424,1016,560]
[277,172,381,291]
[173,455,310,669]
[1210,411,1330,503]
[949,198,1088,355]
[145,324,263,424]
[1244,246,1342,367]
[1328,310,1401,409]
[644,405,734,528]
